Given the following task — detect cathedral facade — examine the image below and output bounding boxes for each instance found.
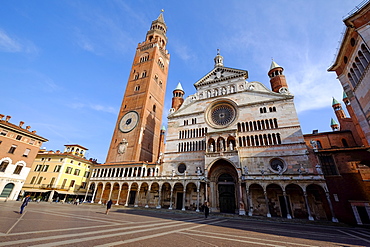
[88,13,337,222]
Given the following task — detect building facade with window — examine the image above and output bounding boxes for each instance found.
[89,13,339,223]
[0,114,48,201]
[22,144,96,202]
[328,1,370,146]
[303,94,370,225]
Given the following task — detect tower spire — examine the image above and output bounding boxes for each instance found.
[214,49,224,67]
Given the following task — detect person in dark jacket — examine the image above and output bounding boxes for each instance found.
[20,195,31,214]
[204,201,209,218]
[105,200,113,215]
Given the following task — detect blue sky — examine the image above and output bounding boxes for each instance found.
[0,0,361,163]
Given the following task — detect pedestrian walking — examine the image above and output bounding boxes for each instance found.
[20,195,31,214]
[105,200,113,215]
[204,201,209,218]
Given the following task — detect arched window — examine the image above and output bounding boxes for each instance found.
[317,140,322,149]
[342,139,348,147]
[361,44,370,61]
[0,183,14,198]
[0,160,9,172]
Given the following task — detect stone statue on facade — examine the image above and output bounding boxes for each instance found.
[243,166,248,175]
[316,164,323,175]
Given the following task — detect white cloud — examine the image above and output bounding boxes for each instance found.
[0,28,38,54]
[0,29,22,52]
[70,102,117,114]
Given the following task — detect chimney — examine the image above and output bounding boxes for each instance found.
[19,121,25,128]
[26,126,31,130]
[0,114,4,120]
[5,115,11,122]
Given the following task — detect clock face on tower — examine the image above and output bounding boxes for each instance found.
[119,111,139,133]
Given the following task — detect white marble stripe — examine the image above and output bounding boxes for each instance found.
[6,211,26,234]
[337,229,370,244]
[0,218,214,246]
[184,229,319,247]
[348,230,370,238]
[28,219,223,247]
[94,222,214,247]
[180,231,305,247]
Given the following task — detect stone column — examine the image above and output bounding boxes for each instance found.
[48,190,55,202]
[115,186,122,206]
[283,191,292,219]
[196,182,200,212]
[303,191,314,221]
[156,186,162,209]
[169,187,174,210]
[145,188,150,208]
[108,186,113,201]
[205,183,208,203]
[83,183,90,202]
[182,187,186,211]
[326,192,339,223]
[210,181,217,211]
[246,187,253,216]
[134,187,140,207]
[238,181,246,215]
[91,185,98,203]
[98,184,105,204]
[124,185,131,206]
[264,190,271,217]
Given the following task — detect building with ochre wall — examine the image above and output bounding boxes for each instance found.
[22,144,96,202]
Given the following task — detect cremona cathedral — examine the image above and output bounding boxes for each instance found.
[89,12,338,222]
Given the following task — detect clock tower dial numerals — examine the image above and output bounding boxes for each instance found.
[119,111,139,133]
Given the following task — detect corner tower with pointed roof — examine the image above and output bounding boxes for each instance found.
[171,82,185,112]
[105,11,170,164]
[268,60,288,93]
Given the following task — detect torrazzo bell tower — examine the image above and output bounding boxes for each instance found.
[106,12,170,164]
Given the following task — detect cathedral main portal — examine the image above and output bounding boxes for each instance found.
[208,159,238,214]
[218,174,236,213]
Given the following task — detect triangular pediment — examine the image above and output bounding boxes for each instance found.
[194,66,248,88]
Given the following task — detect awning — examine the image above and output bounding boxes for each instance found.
[54,190,73,195]
[23,188,51,193]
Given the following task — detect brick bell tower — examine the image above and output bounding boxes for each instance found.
[268,60,288,93]
[106,11,170,164]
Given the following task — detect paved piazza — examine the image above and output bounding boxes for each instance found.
[0,201,370,246]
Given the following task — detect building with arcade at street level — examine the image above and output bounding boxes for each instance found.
[88,12,340,223]
[21,144,97,202]
[0,114,48,201]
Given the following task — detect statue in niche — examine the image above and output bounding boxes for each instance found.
[310,140,318,150]
[316,164,323,175]
[117,138,128,154]
[219,139,224,151]
[229,142,234,151]
[209,143,214,152]
[172,169,175,177]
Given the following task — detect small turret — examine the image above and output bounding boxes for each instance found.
[214,49,224,67]
[268,60,288,93]
[171,82,185,111]
[330,118,339,131]
[332,97,346,120]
